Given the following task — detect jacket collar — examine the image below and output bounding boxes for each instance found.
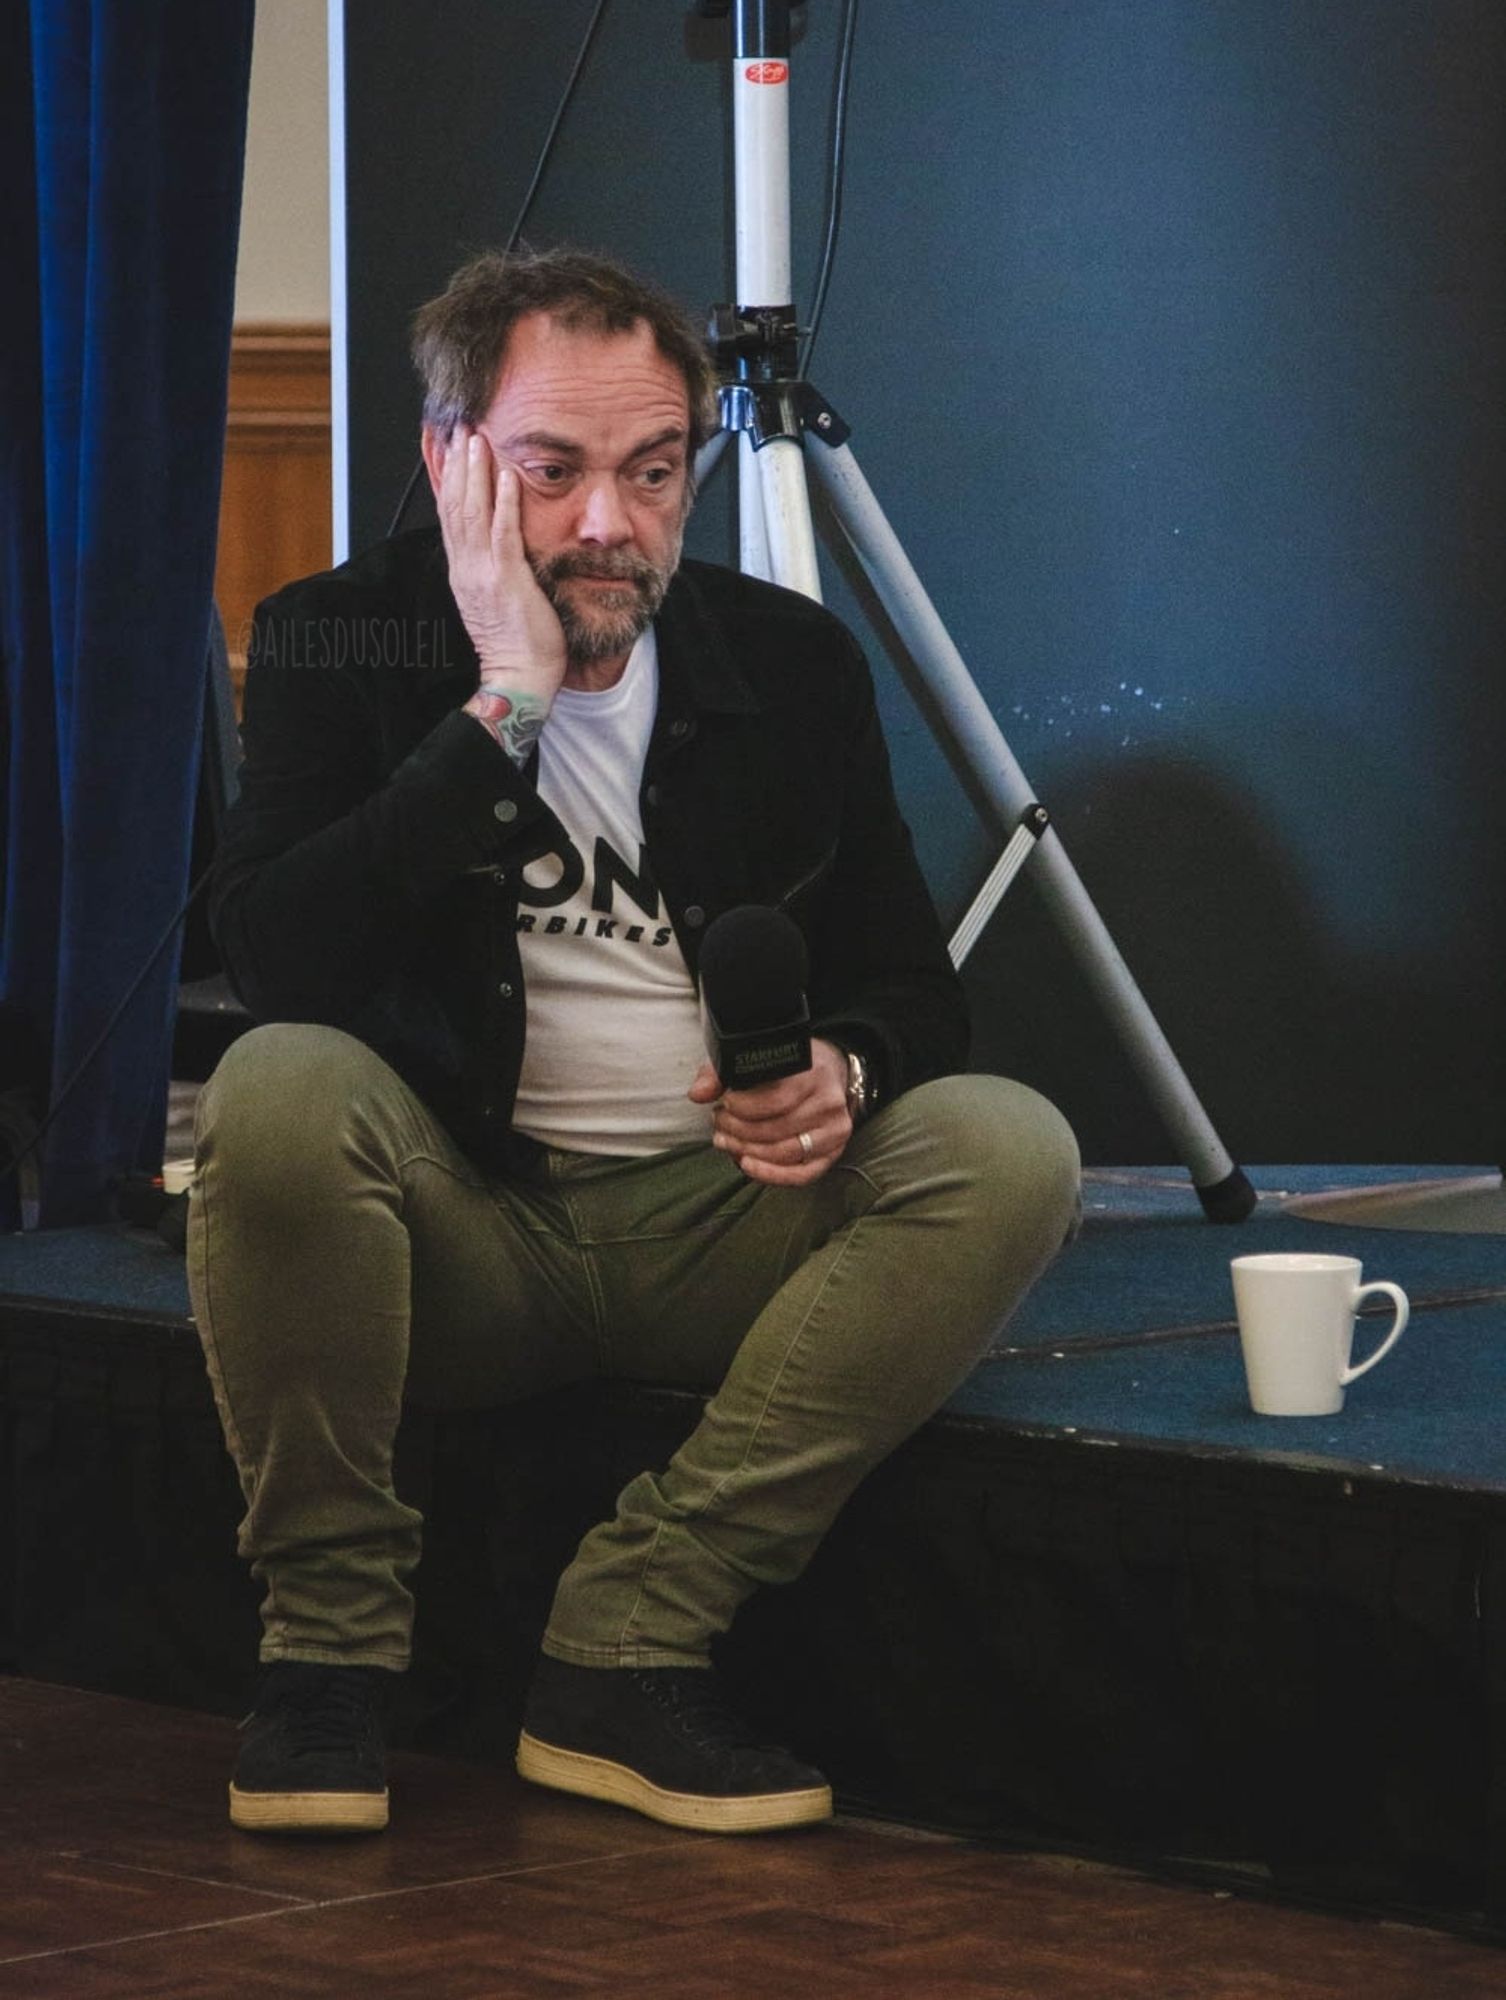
[654,562,761,717]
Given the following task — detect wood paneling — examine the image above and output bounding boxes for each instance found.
[214,322,332,702]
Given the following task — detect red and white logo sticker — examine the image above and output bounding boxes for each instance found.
[744,61,789,85]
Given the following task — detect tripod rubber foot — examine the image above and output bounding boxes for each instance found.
[1196,1166,1258,1224]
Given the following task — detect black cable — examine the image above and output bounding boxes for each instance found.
[0,858,217,1200]
[502,0,613,255]
[384,455,428,541]
[799,0,859,380]
[386,0,614,539]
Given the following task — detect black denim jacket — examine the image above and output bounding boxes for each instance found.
[212,528,968,1170]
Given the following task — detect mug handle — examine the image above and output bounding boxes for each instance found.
[1341,1282,1409,1384]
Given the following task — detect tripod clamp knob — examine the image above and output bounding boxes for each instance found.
[707,301,802,379]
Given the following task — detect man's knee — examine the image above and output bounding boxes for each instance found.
[877,1071,1080,1244]
[195,1023,400,1203]
[898,1071,1077,1179]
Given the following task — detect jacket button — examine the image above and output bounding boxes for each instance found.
[669,718,694,740]
[498,981,514,999]
[684,904,706,928]
[494,799,518,823]
[645,784,660,809]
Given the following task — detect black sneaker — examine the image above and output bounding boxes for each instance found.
[229,1662,393,1834]
[516,1657,832,1834]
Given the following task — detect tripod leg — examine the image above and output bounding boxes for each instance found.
[693,429,731,495]
[751,436,823,602]
[738,433,772,581]
[808,437,1254,1221]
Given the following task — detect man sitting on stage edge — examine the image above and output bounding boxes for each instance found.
[188,246,1080,1837]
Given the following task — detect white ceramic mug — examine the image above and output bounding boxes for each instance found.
[1230,1252,1409,1416]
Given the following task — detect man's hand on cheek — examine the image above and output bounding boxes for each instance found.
[437,425,568,699]
[687,1039,852,1186]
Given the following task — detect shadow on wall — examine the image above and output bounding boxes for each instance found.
[960,757,1501,1167]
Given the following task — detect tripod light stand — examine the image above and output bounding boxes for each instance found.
[692,0,1254,1221]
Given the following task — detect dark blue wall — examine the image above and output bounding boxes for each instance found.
[344,1,1503,1162]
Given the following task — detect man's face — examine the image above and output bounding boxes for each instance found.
[475,312,693,667]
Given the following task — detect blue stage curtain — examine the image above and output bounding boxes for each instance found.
[0,1,254,1226]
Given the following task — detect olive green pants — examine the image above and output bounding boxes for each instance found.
[188,1024,1079,1671]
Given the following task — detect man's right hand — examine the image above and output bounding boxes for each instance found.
[437,424,568,702]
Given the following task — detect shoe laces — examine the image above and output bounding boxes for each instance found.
[244,1665,383,1758]
[628,1669,776,1759]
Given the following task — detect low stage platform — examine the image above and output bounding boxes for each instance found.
[3,1166,1504,1940]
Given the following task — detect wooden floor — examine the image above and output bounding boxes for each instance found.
[2,1679,1503,1998]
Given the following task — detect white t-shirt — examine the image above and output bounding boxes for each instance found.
[511,630,713,1155]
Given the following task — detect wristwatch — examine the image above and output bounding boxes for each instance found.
[842,1046,874,1127]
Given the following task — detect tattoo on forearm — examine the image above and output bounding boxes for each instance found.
[464,687,552,768]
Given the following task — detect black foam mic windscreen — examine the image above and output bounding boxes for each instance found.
[699,905,812,1089]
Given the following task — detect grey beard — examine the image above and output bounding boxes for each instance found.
[531,538,682,667]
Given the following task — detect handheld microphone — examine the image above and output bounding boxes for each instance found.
[699,905,812,1090]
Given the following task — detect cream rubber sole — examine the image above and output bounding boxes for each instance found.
[515,1731,832,1833]
[228,1782,389,1834]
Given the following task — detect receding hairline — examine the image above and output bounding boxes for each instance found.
[410,246,718,448]
[485,309,696,402]
[438,316,696,446]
